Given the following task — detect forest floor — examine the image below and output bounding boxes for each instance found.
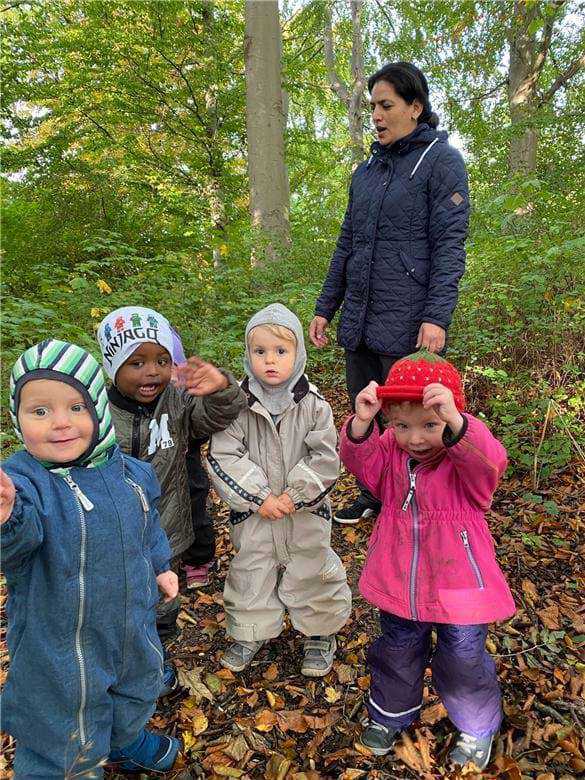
[1,385,583,779]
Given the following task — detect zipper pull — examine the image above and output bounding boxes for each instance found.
[401,471,417,512]
[126,477,149,512]
[64,475,94,511]
[460,529,469,546]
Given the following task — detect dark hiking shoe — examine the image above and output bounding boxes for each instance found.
[359,719,399,756]
[334,496,378,524]
[159,661,179,698]
[108,728,181,773]
[448,732,494,771]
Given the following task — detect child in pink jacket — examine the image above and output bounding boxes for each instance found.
[339,350,515,771]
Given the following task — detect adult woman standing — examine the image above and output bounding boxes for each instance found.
[309,62,470,524]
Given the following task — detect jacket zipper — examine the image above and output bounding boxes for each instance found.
[402,460,419,620]
[124,476,165,670]
[63,475,94,747]
[131,414,141,458]
[460,529,485,589]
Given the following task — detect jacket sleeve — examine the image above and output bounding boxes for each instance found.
[185,370,248,439]
[442,414,507,510]
[339,416,391,501]
[285,399,339,510]
[422,146,469,330]
[0,479,44,571]
[207,420,271,512]
[314,181,354,321]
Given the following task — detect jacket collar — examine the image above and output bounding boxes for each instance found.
[107,383,167,416]
[370,123,445,159]
[242,374,310,409]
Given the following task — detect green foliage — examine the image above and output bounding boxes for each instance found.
[1,0,584,481]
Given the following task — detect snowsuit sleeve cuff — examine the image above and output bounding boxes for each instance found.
[345,416,375,444]
[442,413,469,448]
[1,492,25,537]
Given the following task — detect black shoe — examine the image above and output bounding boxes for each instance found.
[334,497,378,525]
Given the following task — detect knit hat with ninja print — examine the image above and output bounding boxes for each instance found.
[97,306,175,381]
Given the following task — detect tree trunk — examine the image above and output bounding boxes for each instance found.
[244,0,291,266]
[324,0,365,165]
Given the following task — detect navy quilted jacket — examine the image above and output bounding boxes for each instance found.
[315,124,469,356]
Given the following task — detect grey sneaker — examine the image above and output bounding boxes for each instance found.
[301,635,337,677]
[359,719,398,756]
[220,640,266,672]
[449,732,494,771]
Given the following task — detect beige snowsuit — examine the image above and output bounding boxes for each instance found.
[208,376,351,641]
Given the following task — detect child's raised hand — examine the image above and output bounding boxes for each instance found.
[0,469,16,525]
[422,383,464,434]
[177,356,229,396]
[156,570,179,602]
[355,381,382,422]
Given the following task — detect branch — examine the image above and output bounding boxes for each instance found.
[540,50,585,105]
[470,78,509,103]
[80,111,116,142]
[323,3,350,106]
[373,0,398,38]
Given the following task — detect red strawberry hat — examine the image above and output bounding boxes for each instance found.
[376,349,465,410]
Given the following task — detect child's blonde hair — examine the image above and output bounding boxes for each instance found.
[248,323,297,346]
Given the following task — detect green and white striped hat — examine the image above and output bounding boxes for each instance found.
[10,339,117,471]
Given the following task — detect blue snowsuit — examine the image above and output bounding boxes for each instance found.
[1,447,171,778]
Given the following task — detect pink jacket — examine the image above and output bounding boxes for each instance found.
[340,414,515,625]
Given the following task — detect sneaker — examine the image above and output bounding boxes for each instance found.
[220,639,266,672]
[184,561,212,589]
[159,661,179,697]
[301,635,337,677]
[108,728,181,773]
[359,719,399,756]
[334,496,378,525]
[449,732,494,771]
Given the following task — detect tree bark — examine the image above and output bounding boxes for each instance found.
[244,0,291,266]
[324,0,365,164]
[506,0,582,174]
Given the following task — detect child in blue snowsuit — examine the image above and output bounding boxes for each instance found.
[0,340,182,778]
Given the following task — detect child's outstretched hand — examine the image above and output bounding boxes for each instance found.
[422,383,464,435]
[176,356,229,396]
[156,570,179,602]
[0,469,16,525]
[258,493,293,521]
[351,381,381,438]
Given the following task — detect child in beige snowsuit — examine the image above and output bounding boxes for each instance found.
[208,304,351,676]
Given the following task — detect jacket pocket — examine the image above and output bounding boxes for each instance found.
[460,529,485,589]
[399,250,430,287]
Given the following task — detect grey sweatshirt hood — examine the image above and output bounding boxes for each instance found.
[244,304,307,416]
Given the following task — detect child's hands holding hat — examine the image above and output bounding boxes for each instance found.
[351,381,381,438]
[156,570,179,603]
[0,469,15,524]
[423,383,464,436]
[175,356,229,396]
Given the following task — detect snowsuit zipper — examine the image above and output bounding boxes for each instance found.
[124,476,165,671]
[63,475,94,747]
[461,529,485,589]
[402,460,419,620]
[131,413,141,459]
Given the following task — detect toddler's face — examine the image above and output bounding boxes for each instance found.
[18,379,94,463]
[115,342,172,403]
[389,402,446,461]
[249,326,296,386]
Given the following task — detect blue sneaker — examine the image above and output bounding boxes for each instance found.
[159,661,179,697]
[108,728,180,773]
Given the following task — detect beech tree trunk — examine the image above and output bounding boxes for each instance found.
[244,0,291,266]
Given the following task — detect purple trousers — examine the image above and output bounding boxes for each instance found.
[367,611,502,738]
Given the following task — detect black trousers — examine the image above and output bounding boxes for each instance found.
[345,344,398,510]
[181,436,216,567]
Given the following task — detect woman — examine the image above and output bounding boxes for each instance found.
[309,61,469,524]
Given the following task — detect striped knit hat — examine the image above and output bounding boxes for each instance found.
[10,339,117,471]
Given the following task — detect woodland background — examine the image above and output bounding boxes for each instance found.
[1,1,584,778]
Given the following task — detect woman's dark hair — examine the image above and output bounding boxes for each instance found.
[368,62,439,128]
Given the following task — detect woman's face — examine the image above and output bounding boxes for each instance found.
[370,80,422,146]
